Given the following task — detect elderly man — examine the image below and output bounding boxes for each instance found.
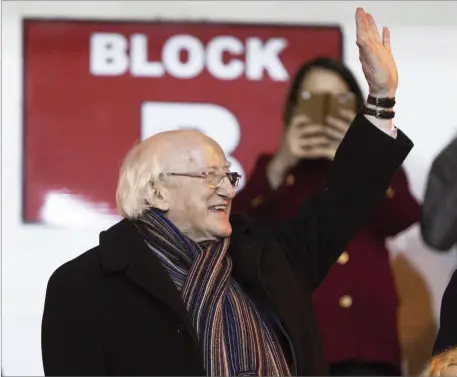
[42,9,413,377]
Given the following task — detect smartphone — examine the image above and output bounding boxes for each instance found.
[327,92,357,119]
[295,91,328,125]
[295,91,357,125]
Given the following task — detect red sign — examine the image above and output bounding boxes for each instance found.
[23,19,342,225]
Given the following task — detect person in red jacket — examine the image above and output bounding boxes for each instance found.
[233,57,421,376]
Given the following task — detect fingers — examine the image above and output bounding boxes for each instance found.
[291,124,326,137]
[294,147,337,160]
[382,27,391,52]
[325,126,346,142]
[355,8,366,43]
[366,13,382,43]
[356,8,386,48]
[355,7,371,47]
[325,115,351,133]
[290,139,331,159]
[336,109,357,123]
[289,124,329,158]
[288,120,347,160]
[298,136,329,148]
[288,123,340,160]
[291,117,350,146]
[289,114,311,130]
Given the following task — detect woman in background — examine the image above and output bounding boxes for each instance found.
[233,57,421,376]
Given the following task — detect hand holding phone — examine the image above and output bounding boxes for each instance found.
[325,93,357,145]
[290,91,357,160]
[287,92,333,160]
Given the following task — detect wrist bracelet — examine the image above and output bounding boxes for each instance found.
[367,95,396,108]
[360,106,395,119]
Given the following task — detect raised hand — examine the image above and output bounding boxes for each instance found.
[355,8,398,98]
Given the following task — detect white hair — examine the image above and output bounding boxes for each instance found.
[115,139,163,219]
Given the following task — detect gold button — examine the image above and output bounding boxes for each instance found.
[337,251,349,265]
[386,187,395,199]
[251,195,264,208]
[339,295,352,308]
[285,174,295,187]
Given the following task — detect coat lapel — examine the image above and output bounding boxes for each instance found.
[99,215,313,375]
[99,219,200,347]
[229,214,312,375]
[258,247,309,375]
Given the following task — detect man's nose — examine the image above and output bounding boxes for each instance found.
[217,175,236,199]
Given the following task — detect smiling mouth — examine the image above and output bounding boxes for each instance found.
[208,205,227,213]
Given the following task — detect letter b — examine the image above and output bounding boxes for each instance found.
[90,33,129,75]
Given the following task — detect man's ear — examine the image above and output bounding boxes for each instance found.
[146,183,170,212]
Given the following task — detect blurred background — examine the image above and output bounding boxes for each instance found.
[2,1,457,375]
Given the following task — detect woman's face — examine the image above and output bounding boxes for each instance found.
[283,67,355,159]
[299,67,350,96]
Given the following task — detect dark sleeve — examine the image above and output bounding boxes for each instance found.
[421,136,457,251]
[370,167,421,237]
[41,265,107,376]
[433,269,457,355]
[270,114,413,291]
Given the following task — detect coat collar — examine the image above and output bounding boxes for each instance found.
[99,215,254,271]
[98,215,306,373]
[99,218,200,346]
[98,215,262,343]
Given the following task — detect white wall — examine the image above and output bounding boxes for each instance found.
[3,1,457,375]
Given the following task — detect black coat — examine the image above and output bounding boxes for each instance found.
[434,268,457,355]
[41,115,413,376]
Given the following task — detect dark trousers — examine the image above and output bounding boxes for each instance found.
[330,361,402,376]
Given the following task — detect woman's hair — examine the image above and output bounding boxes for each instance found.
[282,57,365,127]
[421,348,457,376]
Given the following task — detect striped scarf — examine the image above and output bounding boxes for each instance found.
[135,209,291,377]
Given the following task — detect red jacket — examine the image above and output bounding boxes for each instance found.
[233,156,421,369]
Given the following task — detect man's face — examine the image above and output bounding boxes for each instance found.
[163,140,236,243]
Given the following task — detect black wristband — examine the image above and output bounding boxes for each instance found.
[360,106,395,119]
[367,95,396,108]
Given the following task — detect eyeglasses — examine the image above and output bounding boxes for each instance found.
[167,171,242,188]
